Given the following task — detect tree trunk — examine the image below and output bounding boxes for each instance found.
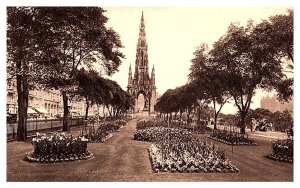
[179,111,183,126]
[187,110,191,125]
[85,98,89,120]
[240,112,247,134]
[16,68,28,142]
[198,105,201,125]
[214,112,218,130]
[62,90,69,131]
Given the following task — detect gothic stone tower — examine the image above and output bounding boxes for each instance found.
[127,12,156,113]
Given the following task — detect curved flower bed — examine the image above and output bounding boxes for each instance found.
[25,132,92,163]
[134,125,239,173]
[208,131,257,146]
[83,120,127,143]
[265,139,293,163]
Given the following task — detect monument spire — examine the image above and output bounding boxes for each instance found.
[128,12,157,114]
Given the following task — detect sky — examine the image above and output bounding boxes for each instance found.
[103,7,290,114]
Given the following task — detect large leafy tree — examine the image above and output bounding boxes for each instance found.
[189,43,229,130]
[7,7,43,141]
[7,7,125,141]
[210,10,293,134]
[35,7,124,131]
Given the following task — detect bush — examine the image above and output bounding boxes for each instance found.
[82,120,127,142]
[266,139,293,163]
[25,132,91,163]
[208,130,257,146]
[136,120,211,134]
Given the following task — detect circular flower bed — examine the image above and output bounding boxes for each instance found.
[265,139,293,163]
[25,132,92,163]
[133,124,239,173]
[208,131,257,146]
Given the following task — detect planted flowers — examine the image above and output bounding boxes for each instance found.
[208,130,257,146]
[82,120,127,143]
[25,132,92,163]
[266,139,293,163]
[134,126,239,173]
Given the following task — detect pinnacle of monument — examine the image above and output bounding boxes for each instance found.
[151,64,155,74]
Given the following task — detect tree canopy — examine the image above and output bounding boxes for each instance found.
[7,7,125,140]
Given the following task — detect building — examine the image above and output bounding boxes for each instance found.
[6,79,86,119]
[6,78,111,119]
[7,80,18,115]
[260,94,293,113]
[127,12,157,114]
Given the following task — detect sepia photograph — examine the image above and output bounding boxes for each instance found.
[3,0,297,185]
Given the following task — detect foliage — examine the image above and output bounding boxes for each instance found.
[136,120,211,134]
[270,110,293,132]
[82,120,128,142]
[189,43,230,130]
[7,7,125,139]
[154,82,208,123]
[25,132,91,163]
[266,139,293,163]
[209,130,257,146]
[208,10,293,133]
[244,108,272,127]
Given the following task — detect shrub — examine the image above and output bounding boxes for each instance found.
[82,120,127,142]
[266,139,293,163]
[208,130,257,146]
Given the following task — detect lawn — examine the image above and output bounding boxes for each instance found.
[7,119,293,181]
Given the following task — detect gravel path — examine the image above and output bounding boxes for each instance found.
[7,119,293,181]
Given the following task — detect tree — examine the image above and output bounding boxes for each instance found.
[210,12,293,133]
[258,9,293,64]
[7,7,43,141]
[189,43,230,130]
[74,69,108,120]
[7,7,125,141]
[244,108,272,127]
[270,110,293,132]
[31,7,124,131]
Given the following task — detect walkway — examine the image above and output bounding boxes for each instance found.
[7,119,293,181]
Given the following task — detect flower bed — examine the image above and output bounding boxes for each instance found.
[136,120,211,134]
[134,124,239,173]
[25,132,92,163]
[133,127,191,142]
[83,120,127,143]
[136,120,168,130]
[149,143,239,173]
[208,131,257,146]
[265,139,293,163]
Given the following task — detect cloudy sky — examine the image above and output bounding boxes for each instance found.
[103,7,290,114]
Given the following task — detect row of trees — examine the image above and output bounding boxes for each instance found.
[7,7,129,141]
[75,69,134,120]
[155,9,293,133]
[154,82,212,125]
